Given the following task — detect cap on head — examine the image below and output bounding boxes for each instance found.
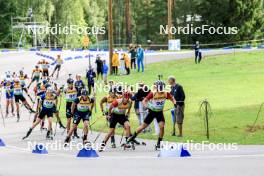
[14,77,20,82]
[46,87,53,93]
[67,78,74,85]
[81,89,88,96]
[155,80,165,91]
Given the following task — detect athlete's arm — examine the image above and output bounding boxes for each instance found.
[126,101,132,117]
[142,92,153,108]
[166,92,176,105]
[100,97,107,113]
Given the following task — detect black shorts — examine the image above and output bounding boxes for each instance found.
[73,111,91,125]
[54,65,61,71]
[144,109,165,125]
[14,94,26,103]
[52,105,58,113]
[43,70,49,77]
[109,113,129,128]
[32,76,40,82]
[66,102,73,118]
[39,108,53,119]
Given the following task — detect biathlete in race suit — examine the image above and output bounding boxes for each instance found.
[128,81,176,150]
[100,87,120,148]
[18,70,34,103]
[13,78,35,122]
[28,65,42,89]
[99,92,132,152]
[64,78,79,138]
[23,87,57,140]
[38,59,50,79]
[0,77,15,117]
[64,89,94,145]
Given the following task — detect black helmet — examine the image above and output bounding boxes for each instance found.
[155,80,165,91]
[109,86,117,93]
[67,78,74,85]
[81,89,88,96]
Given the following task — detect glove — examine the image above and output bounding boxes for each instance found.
[102,111,106,116]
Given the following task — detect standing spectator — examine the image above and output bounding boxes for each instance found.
[168,76,185,137]
[129,44,137,69]
[112,49,120,75]
[137,45,144,72]
[86,66,96,95]
[122,53,130,75]
[194,41,202,64]
[102,60,109,84]
[95,55,103,81]
[74,74,85,96]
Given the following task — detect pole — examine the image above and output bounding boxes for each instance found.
[205,101,209,139]
[108,0,113,74]
[167,0,173,41]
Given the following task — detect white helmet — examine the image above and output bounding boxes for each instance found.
[46,87,53,93]
[14,77,20,83]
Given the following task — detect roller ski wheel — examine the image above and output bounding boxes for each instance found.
[17,114,20,122]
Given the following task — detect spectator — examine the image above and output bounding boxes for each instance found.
[168,76,185,137]
[129,44,137,69]
[95,55,103,81]
[194,41,202,64]
[123,53,130,75]
[102,60,109,85]
[86,67,96,95]
[74,74,85,96]
[137,45,144,72]
[112,49,120,75]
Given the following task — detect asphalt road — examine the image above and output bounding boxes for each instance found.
[0,49,263,176]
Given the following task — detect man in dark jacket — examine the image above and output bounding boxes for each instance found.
[74,74,85,96]
[129,45,137,69]
[168,76,185,137]
[86,66,96,95]
[194,41,202,64]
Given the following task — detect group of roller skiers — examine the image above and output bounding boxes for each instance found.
[1,58,182,151]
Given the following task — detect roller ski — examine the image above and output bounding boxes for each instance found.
[122,141,135,150]
[155,144,161,151]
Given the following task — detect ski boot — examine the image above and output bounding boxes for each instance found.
[98,142,106,152]
[17,113,20,122]
[64,136,71,147]
[59,121,66,129]
[111,142,116,148]
[22,128,33,140]
[46,131,53,140]
[73,130,80,139]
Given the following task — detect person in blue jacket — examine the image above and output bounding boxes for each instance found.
[137,45,144,72]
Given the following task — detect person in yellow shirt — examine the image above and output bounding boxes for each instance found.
[51,55,63,78]
[112,49,120,75]
[122,53,130,75]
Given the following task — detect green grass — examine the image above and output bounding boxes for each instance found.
[59,50,264,144]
